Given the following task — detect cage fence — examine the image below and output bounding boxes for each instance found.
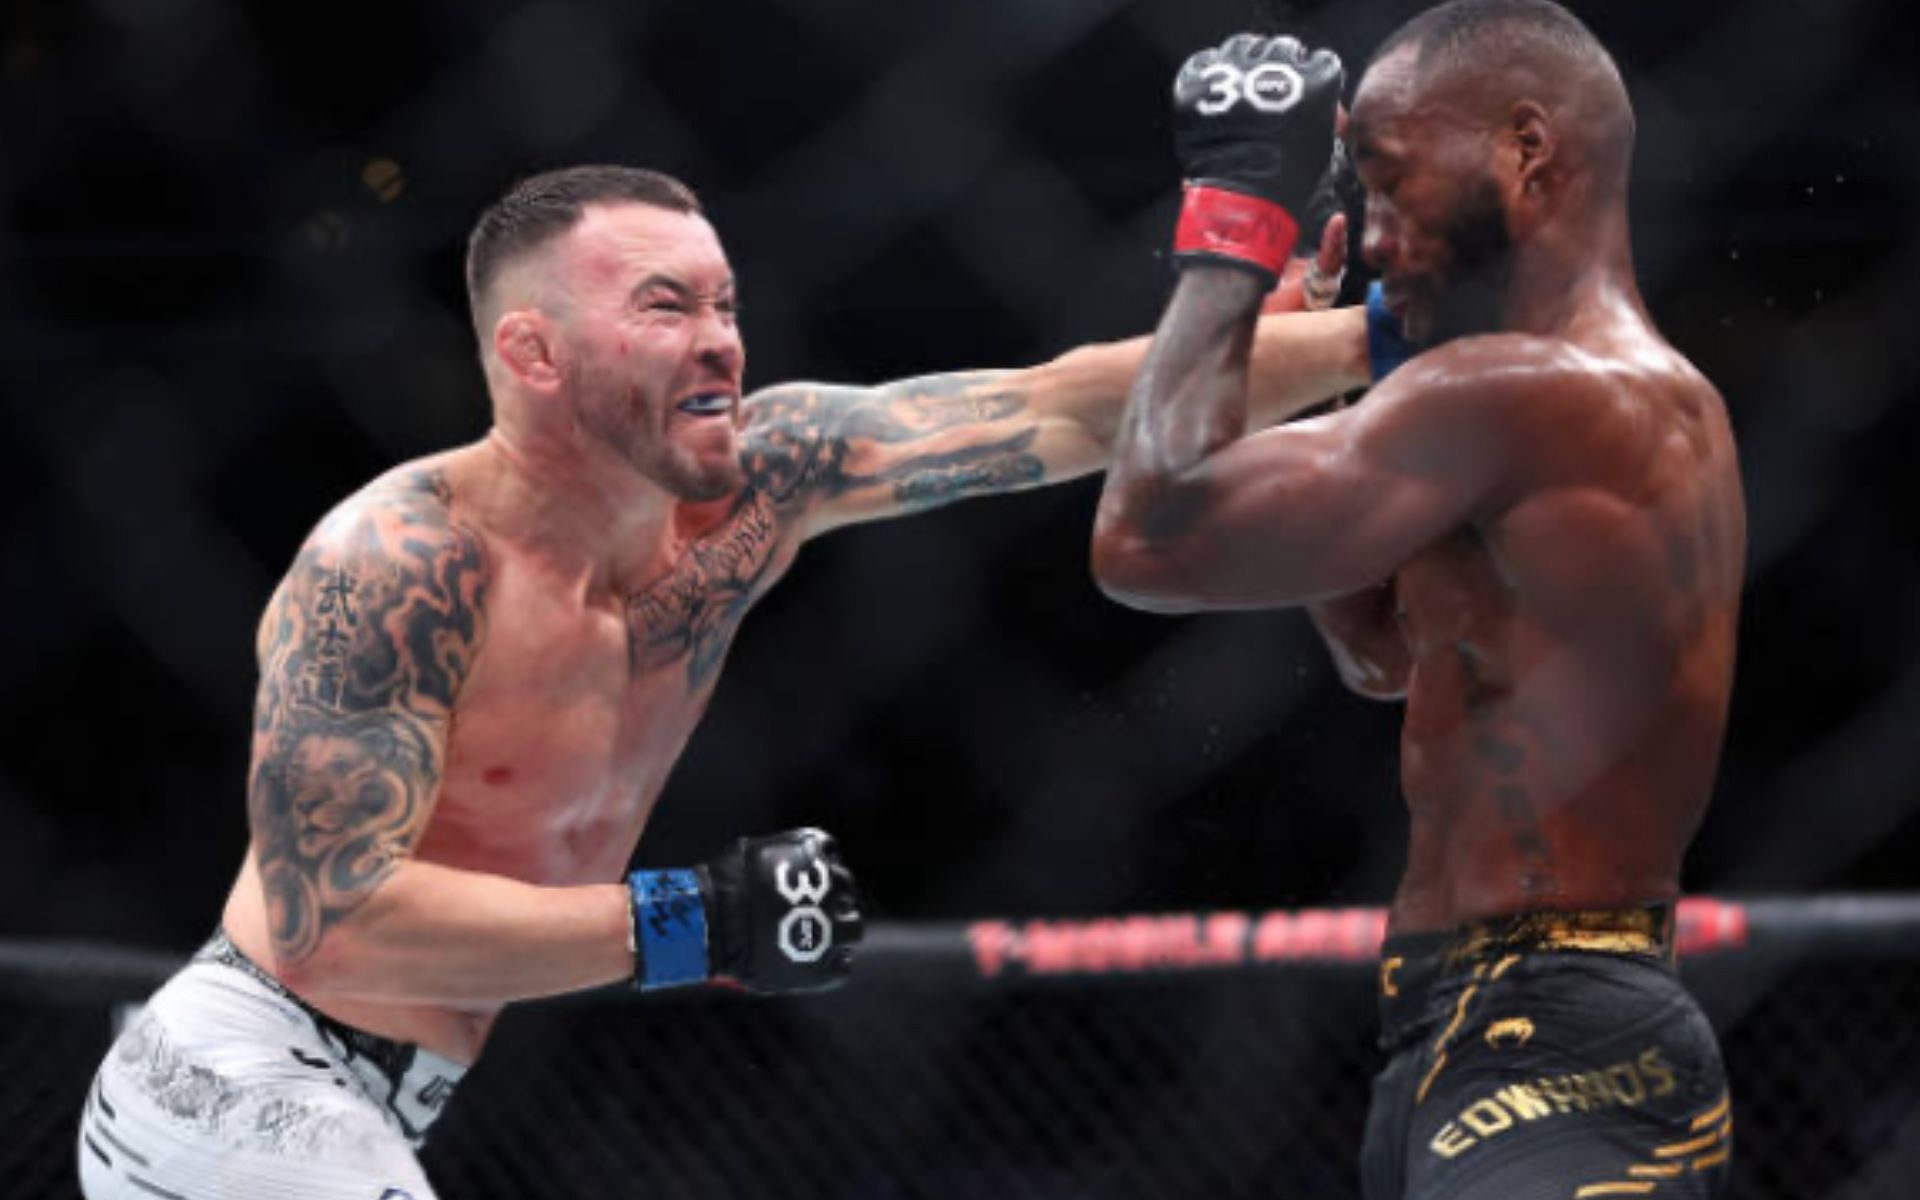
[8,896,1920,1199]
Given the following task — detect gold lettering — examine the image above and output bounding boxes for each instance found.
[1460,1098,1514,1138]
[1538,1075,1587,1113]
[1575,1072,1616,1111]
[1430,1122,1476,1159]
[1639,1048,1677,1098]
[1606,1063,1647,1107]
[1495,1083,1554,1122]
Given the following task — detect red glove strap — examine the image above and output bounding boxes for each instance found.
[1173,184,1299,277]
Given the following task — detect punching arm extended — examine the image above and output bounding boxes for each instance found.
[740,306,1367,542]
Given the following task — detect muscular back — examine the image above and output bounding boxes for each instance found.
[1389,329,1744,931]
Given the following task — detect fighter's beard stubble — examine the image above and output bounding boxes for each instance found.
[1425,175,1516,345]
[573,354,745,502]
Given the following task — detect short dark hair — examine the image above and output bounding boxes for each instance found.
[1371,0,1613,82]
[1368,0,1633,181]
[465,165,702,326]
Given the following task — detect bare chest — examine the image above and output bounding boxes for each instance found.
[418,495,796,884]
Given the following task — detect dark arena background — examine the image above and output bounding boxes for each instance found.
[4,0,1919,1197]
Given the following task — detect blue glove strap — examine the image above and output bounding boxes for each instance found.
[628,869,709,990]
[1366,280,1417,381]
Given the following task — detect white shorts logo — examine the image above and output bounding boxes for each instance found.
[775,858,833,963]
[1193,61,1305,116]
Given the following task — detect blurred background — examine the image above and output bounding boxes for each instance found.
[4,0,1915,943]
[3,0,1919,1193]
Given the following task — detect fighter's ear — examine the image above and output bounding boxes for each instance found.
[1509,100,1556,196]
[492,309,562,392]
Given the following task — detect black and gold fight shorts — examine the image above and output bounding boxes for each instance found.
[1361,906,1731,1200]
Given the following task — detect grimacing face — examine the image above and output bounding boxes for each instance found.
[554,203,748,501]
[1351,50,1517,346]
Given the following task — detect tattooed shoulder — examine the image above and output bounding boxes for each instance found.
[248,467,490,967]
[738,384,846,506]
[261,468,489,713]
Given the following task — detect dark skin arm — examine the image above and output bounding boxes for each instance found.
[1272,221,1414,700]
[1092,267,1548,613]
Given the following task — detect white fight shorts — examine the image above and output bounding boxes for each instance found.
[78,930,464,1200]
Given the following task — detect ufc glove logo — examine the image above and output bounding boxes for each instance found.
[775,860,831,905]
[775,858,833,964]
[1193,61,1305,116]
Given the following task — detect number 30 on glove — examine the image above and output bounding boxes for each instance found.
[1171,34,1344,284]
[628,827,863,995]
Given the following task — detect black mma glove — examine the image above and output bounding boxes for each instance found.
[628,827,862,994]
[1171,33,1345,283]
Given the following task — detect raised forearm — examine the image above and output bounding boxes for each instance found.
[1029,305,1367,475]
[281,858,632,1006]
[1101,267,1269,538]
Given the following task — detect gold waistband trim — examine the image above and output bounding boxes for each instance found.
[1436,906,1675,971]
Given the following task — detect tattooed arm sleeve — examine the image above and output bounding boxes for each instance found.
[737,370,1072,539]
[738,308,1368,541]
[247,470,486,973]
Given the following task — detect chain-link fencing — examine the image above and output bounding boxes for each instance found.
[10,897,1920,1199]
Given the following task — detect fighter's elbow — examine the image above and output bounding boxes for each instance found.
[1089,526,1202,615]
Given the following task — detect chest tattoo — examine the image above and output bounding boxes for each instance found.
[626,492,782,690]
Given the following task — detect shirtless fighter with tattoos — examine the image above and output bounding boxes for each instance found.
[79,165,1373,1199]
[1093,5,1745,1196]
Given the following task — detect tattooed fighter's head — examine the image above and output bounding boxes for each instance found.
[466,166,747,501]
